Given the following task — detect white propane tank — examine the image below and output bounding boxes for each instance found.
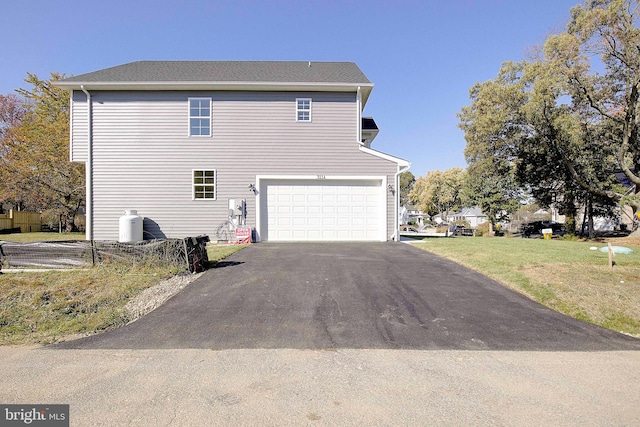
[119,210,143,243]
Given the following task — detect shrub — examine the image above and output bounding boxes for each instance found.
[476,222,491,237]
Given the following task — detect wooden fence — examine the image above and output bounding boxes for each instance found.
[0,210,42,233]
[0,209,42,233]
[0,210,87,233]
[0,216,12,230]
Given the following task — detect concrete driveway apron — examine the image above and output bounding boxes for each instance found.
[56,242,640,351]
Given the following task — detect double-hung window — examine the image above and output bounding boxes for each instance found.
[296,98,312,122]
[193,170,216,200]
[189,98,211,136]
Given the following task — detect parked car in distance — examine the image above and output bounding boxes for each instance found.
[450,225,475,236]
[521,221,566,238]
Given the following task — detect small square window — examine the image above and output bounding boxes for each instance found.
[189,98,212,136]
[193,170,216,199]
[296,98,311,122]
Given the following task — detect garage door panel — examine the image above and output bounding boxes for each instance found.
[263,179,385,241]
[352,206,365,215]
[277,217,291,226]
[337,206,350,215]
[307,230,322,239]
[278,204,291,213]
[291,230,306,239]
[337,217,351,227]
[352,217,365,225]
[322,217,336,226]
[308,216,321,226]
[308,206,321,214]
[322,206,336,214]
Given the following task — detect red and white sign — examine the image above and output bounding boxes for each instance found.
[235,227,251,244]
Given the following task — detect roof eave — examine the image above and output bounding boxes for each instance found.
[55,80,373,100]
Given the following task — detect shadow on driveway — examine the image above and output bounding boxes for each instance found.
[54,243,640,351]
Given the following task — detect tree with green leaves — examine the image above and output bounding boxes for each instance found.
[408,168,465,222]
[399,171,415,207]
[460,157,521,235]
[544,0,640,205]
[0,73,84,230]
[0,93,27,209]
[459,0,640,233]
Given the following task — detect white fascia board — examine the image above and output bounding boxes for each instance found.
[359,145,411,169]
[54,81,373,99]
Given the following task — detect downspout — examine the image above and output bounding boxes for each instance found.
[81,85,93,241]
[356,86,362,145]
[392,163,410,241]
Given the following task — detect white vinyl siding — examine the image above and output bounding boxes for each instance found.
[70,90,88,162]
[296,98,311,122]
[85,90,399,240]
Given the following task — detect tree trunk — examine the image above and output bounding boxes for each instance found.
[587,197,595,239]
[580,199,588,236]
[563,192,577,235]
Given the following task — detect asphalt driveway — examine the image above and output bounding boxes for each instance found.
[56,242,640,351]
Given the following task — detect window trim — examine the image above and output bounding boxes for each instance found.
[192,169,217,200]
[296,98,312,122]
[188,97,212,137]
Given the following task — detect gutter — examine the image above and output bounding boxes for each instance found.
[80,85,93,241]
[392,163,411,241]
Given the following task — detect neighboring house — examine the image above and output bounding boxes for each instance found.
[56,61,410,242]
[533,208,566,224]
[448,207,488,228]
[403,204,427,225]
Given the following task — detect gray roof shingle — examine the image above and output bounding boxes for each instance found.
[60,61,371,85]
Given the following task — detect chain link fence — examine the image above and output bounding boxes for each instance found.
[0,236,210,273]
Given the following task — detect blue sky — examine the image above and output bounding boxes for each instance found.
[1,0,578,177]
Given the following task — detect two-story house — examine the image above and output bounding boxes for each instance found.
[56,61,409,242]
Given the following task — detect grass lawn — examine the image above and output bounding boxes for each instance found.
[0,232,86,242]
[0,232,246,345]
[409,236,640,336]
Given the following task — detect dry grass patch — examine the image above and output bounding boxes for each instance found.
[519,262,640,335]
[0,264,179,345]
[0,243,247,345]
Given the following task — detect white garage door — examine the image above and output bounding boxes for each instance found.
[262,179,386,241]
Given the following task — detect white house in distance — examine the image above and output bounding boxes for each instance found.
[402,204,427,226]
[55,61,410,242]
[448,207,488,228]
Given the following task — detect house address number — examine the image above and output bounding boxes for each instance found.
[317,175,326,179]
